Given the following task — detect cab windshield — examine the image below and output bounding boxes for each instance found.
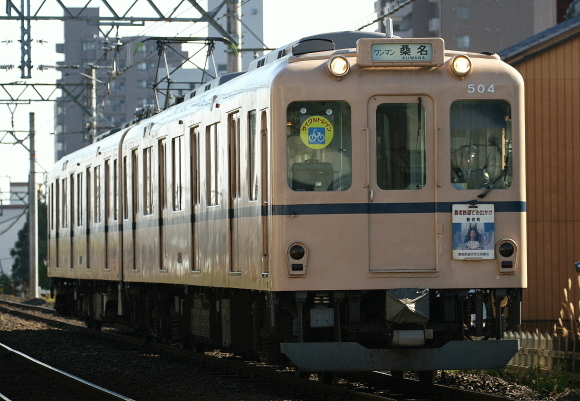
[450,100,512,190]
[286,101,352,191]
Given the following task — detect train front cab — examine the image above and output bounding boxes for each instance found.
[270,37,525,373]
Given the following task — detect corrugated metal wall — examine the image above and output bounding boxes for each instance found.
[513,35,580,332]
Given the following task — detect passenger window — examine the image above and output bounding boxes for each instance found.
[172,136,185,211]
[49,183,54,230]
[450,100,512,190]
[94,165,102,222]
[206,123,220,205]
[104,160,110,221]
[62,178,68,228]
[158,140,167,211]
[131,149,138,216]
[286,101,352,191]
[143,147,153,215]
[228,112,241,200]
[86,168,91,226]
[69,174,75,228]
[376,102,426,190]
[77,172,83,226]
[248,110,258,201]
[189,127,199,205]
[123,156,128,219]
[113,159,118,221]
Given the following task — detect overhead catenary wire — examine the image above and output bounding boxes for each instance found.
[0,206,28,237]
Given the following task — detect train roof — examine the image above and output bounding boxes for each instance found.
[182,71,245,102]
[248,31,388,71]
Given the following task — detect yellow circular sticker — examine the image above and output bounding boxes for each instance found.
[300,116,334,149]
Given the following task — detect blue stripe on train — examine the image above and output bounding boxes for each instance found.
[272,201,526,215]
[51,201,526,238]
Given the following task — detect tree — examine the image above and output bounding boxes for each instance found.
[10,197,48,291]
[0,273,13,294]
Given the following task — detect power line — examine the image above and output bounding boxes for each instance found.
[0,206,28,237]
[2,0,239,79]
[355,0,416,31]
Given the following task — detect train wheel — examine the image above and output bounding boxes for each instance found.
[86,319,102,331]
[54,293,73,317]
[318,372,338,385]
[417,370,437,383]
[390,371,404,380]
[294,370,309,379]
[190,341,204,353]
[178,337,191,350]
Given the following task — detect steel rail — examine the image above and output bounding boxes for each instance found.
[0,341,134,401]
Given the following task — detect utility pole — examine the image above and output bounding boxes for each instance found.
[226,0,242,73]
[87,64,99,142]
[19,0,32,79]
[28,112,38,298]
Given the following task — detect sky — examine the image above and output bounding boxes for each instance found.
[0,0,378,199]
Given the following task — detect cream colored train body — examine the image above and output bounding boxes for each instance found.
[48,32,525,374]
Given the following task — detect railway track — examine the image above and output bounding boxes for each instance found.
[0,341,133,400]
[0,299,521,401]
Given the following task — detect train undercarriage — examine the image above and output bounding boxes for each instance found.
[51,279,521,373]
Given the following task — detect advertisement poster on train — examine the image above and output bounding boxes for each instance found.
[452,204,494,260]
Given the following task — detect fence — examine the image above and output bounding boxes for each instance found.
[505,331,580,373]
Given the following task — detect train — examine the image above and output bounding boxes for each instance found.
[47,30,526,378]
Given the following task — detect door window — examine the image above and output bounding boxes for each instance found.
[375,102,426,190]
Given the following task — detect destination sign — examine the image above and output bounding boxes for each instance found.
[357,38,445,68]
[371,43,433,62]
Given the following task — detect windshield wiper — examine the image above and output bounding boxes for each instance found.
[478,168,508,199]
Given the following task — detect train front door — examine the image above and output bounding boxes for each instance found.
[367,96,437,272]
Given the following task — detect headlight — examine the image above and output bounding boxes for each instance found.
[327,56,350,78]
[287,242,308,276]
[496,239,517,273]
[289,244,306,260]
[450,55,472,77]
[498,242,515,258]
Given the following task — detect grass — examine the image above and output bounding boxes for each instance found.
[488,366,578,396]
[490,276,580,395]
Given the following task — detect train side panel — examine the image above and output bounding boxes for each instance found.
[113,75,274,290]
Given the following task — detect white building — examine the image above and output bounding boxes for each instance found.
[0,181,28,277]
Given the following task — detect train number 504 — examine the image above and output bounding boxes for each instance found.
[467,84,495,93]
